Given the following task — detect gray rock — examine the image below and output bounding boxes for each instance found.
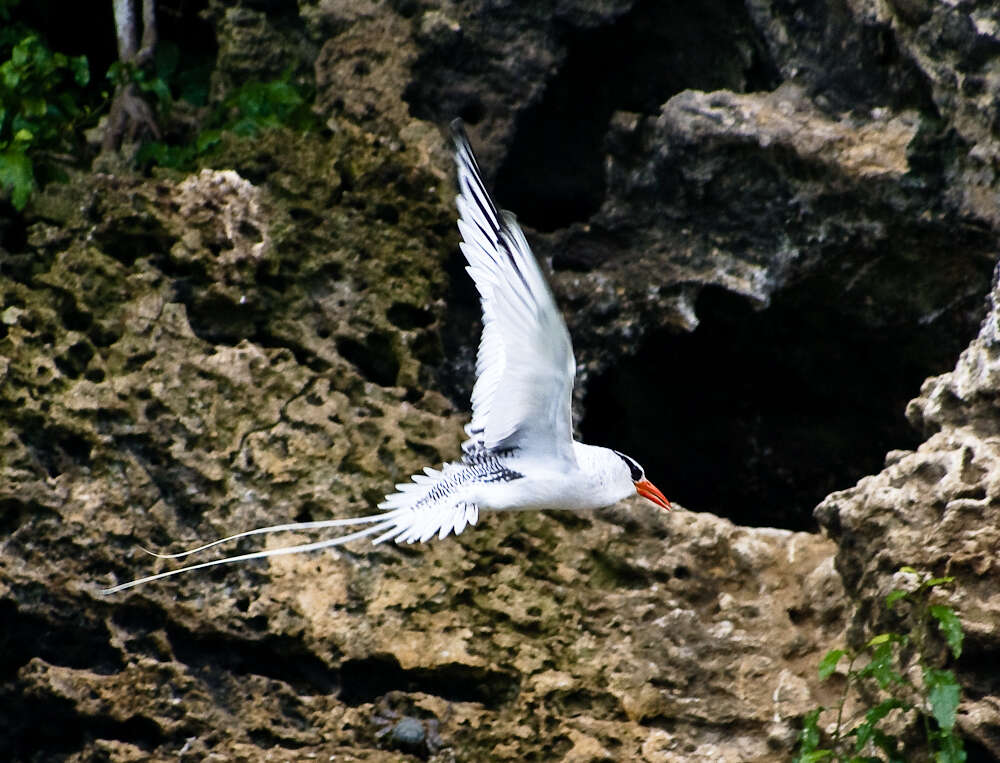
[3,0,1000,759]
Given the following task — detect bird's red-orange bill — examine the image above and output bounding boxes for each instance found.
[636,479,671,510]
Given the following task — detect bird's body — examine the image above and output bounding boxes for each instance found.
[469,442,641,513]
[404,442,639,519]
[103,121,669,594]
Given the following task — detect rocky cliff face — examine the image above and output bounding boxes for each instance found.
[2,0,999,760]
[817,262,1000,758]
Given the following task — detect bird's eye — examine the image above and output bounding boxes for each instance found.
[613,450,644,482]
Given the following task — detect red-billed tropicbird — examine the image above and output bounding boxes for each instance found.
[102,120,670,594]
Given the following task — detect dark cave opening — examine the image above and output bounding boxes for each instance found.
[339,655,517,709]
[493,0,779,231]
[0,691,166,759]
[14,0,218,101]
[14,0,118,75]
[580,283,981,531]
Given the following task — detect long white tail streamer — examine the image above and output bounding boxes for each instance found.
[138,514,392,560]
[100,512,405,594]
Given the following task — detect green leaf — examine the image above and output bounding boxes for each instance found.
[194,129,221,153]
[70,55,89,86]
[0,145,35,209]
[797,708,823,754]
[899,566,918,575]
[852,697,907,752]
[138,74,171,106]
[929,605,964,659]
[151,77,172,105]
[923,576,955,589]
[925,667,961,731]
[934,729,967,763]
[866,633,896,648]
[106,60,126,85]
[853,719,875,749]
[134,140,169,167]
[10,35,32,65]
[796,752,833,763]
[885,589,908,608]
[866,697,906,725]
[23,96,47,117]
[2,65,20,89]
[230,116,264,137]
[818,649,846,680]
[13,128,32,142]
[859,642,903,690]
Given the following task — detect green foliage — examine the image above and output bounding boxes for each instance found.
[0,3,314,210]
[794,570,966,763]
[798,709,832,762]
[226,79,307,134]
[819,650,847,681]
[929,604,964,659]
[0,28,89,208]
[857,638,905,690]
[135,65,316,171]
[106,41,211,112]
[924,668,960,731]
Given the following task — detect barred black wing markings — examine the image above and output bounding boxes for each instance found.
[101,122,599,596]
[421,459,522,506]
[102,455,527,592]
[376,456,524,544]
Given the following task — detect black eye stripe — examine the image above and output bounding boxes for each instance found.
[613,450,644,482]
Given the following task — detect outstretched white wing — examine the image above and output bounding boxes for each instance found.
[451,120,577,466]
[102,122,571,594]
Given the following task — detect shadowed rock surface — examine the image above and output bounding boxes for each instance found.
[1,0,999,760]
[817,263,1000,759]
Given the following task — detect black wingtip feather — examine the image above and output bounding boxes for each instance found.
[450,119,534,296]
[450,118,480,175]
[450,119,472,158]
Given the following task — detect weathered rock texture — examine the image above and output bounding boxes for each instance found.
[2,0,1000,760]
[817,262,1000,758]
[382,0,1000,527]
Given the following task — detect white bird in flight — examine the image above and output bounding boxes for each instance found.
[103,120,670,594]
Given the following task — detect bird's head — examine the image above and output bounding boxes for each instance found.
[613,450,671,510]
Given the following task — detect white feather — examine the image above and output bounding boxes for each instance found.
[451,124,577,466]
[101,120,656,596]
